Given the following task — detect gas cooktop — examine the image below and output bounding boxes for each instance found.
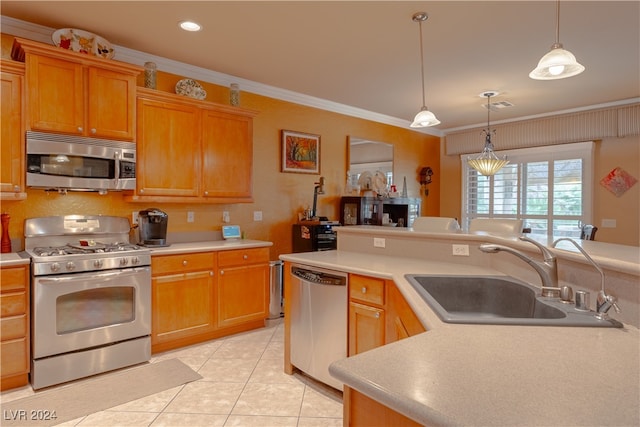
[31,242,142,257]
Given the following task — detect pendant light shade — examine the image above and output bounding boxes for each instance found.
[530,1,584,80]
[411,107,440,128]
[467,91,509,177]
[410,12,440,128]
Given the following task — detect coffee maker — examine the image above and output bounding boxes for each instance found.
[138,208,169,247]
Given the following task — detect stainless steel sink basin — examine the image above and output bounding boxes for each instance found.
[405,275,622,327]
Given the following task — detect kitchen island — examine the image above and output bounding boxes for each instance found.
[280,227,640,426]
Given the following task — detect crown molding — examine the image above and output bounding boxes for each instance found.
[1,15,442,137]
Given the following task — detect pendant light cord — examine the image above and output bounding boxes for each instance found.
[555,0,561,45]
[418,19,426,108]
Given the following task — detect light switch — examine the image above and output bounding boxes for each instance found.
[253,211,263,221]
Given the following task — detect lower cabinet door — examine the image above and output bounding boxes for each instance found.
[217,264,268,328]
[152,270,215,344]
[349,302,385,356]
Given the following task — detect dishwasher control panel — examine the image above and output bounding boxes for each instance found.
[291,266,347,286]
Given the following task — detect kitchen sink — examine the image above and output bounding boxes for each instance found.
[405,275,623,327]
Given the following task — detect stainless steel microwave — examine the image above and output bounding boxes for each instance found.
[26,131,136,193]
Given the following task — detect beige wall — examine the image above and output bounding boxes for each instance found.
[439,135,640,246]
[0,33,440,259]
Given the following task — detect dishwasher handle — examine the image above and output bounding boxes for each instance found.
[292,266,347,286]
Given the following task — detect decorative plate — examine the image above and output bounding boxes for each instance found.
[175,78,207,100]
[52,28,115,59]
[93,35,115,59]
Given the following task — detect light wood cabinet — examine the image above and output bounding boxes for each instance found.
[135,95,201,197]
[129,89,257,204]
[348,275,386,355]
[348,274,426,355]
[344,387,424,427]
[345,274,428,425]
[151,247,270,353]
[217,248,270,328]
[151,252,216,352]
[1,264,30,390]
[386,282,426,343]
[0,60,26,200]
[12,38,141,140]
[201,108,253,199]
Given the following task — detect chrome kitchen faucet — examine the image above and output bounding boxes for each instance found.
[479,236,560,297]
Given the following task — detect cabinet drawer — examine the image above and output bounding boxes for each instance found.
[0,337,29,377]
[0,292,26,317]
[151,253,215,275]
[218,248,269,267]
[350,275,385,306]
[1,314,27,341]
[0,267,27,293]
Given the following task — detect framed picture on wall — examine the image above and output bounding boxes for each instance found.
[281,130,321,174]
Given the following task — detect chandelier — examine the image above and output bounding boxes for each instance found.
[467,91,509,176]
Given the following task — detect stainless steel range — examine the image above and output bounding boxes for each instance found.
[24,215,151,390]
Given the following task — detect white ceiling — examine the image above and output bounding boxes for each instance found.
[2,1,638,135]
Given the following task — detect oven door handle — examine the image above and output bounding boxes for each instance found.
[38,267,149,285]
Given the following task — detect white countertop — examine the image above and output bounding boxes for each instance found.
[144,239,272,256]
[0,252,30,267]
[279,250,640,427]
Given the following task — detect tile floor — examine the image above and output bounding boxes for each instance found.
[0,319,344,426]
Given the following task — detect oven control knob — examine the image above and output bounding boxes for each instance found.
[131,256,140,265]
[120,257,129,266]
[66,262,76,271]
[94,259,104,269]
[50,262,60,272]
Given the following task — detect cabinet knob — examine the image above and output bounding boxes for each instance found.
[361,287,367,294]
[204,191,208,195]
[220,270,224,275]
[243,255,248,260]
[77,127,83,133]
[139,189,144,194]
[374,312,380,319]
[90,128,97,134]
[13,185,20,192]
[182,260,188,266]
[210,271,214,276]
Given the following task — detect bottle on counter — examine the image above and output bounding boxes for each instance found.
[1,213,12,253]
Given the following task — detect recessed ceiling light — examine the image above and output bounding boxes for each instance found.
[179,21,201,32]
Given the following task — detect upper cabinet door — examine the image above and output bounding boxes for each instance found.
[27,54,84,134]
[0,63,26,198]
[87,67,136,139]
[14,37,140,141]
[201,109,253,199]
[136,97,201,197]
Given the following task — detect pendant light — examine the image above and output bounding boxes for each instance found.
[410,12,440,128]
[530,0,584,80]
[467,91,509,176]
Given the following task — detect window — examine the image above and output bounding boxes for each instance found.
[461,142,594,240]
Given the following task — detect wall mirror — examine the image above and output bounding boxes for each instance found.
[348,136,394,186]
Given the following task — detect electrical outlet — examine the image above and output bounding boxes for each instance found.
[602,219,616,228]
[223,211,230,223]
[452,244,470,256]
[187,211,195,223]
[373,238,386,248]
[132,211,139,225]
[253,211,263,221]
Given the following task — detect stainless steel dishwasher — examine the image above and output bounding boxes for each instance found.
[289,264,348,390]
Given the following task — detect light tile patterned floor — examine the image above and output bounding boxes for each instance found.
[0,319,344,426]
